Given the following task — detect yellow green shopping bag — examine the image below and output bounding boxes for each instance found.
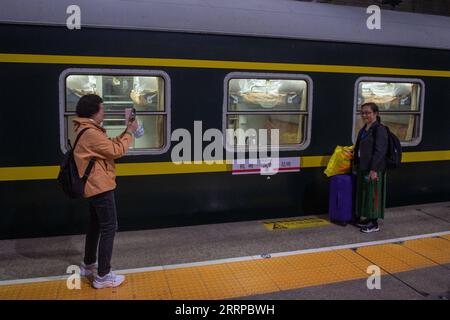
[324,145,354,177]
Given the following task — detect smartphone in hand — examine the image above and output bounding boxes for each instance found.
[125,107,137,123]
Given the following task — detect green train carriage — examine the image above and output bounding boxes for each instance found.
[0,0,449,239]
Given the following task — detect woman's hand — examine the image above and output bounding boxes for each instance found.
[127,119,139,133]
[369,170,378,181]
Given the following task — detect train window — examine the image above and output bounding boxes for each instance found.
[60,69,171,155]
[353,78,424,146]
[224,73,312,151]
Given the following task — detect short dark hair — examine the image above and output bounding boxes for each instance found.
[361,102,381,123]
[76,94,103,118]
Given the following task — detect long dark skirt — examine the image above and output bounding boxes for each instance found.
[355,170,386,220]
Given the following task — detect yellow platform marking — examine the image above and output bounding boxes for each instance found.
[1,236,449,300]
[262,217,330,230]
[1,150,450,182]
[440,234,450,241]
[356,243,437,273]
[16,281,62,300]
[165,268,211,300]
[0,285,21,300]
[128,271,172,300]
[196,264,248,300]
[403,238,450,265]
[226,260,279,296]
[58,278,97,300]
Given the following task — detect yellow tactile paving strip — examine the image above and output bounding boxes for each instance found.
[1,235,449,300]
[403,237,450,265]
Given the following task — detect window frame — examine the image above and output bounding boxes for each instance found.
[352,76,425,147]
[222,72,313,152]
[59,68,171,155]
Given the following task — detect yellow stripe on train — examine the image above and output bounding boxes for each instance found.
[0,151,449,181]
[1,53,450,77]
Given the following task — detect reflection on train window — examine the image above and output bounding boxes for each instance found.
[66,75,164,112]
[63,72,168,154]
[67,115,165,150]
[354,79,423,145]
[226,77,310,149]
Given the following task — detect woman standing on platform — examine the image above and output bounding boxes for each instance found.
[73,94,138,288]
[353,102,389,233]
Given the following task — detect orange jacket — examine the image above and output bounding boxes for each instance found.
[72,117,133,198]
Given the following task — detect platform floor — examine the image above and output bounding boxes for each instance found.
[0,201,449,300]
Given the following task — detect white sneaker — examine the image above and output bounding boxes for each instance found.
[80,262,98,277]
[92,271,125,289]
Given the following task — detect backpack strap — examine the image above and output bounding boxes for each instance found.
[372,123,377,147]
[371,121,382,151]
[369,122,382,170]
[72,128,90,150]
[82,157,96,181]
[72,127,97,181]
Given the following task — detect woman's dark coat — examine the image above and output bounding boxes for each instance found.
[354,122,389,171]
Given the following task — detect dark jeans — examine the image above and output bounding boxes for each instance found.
[84,190,118,277]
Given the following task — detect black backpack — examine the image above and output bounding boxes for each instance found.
[374,124,402,169]
[57,128,96,198]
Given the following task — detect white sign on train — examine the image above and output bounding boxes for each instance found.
[232,157,300,175]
